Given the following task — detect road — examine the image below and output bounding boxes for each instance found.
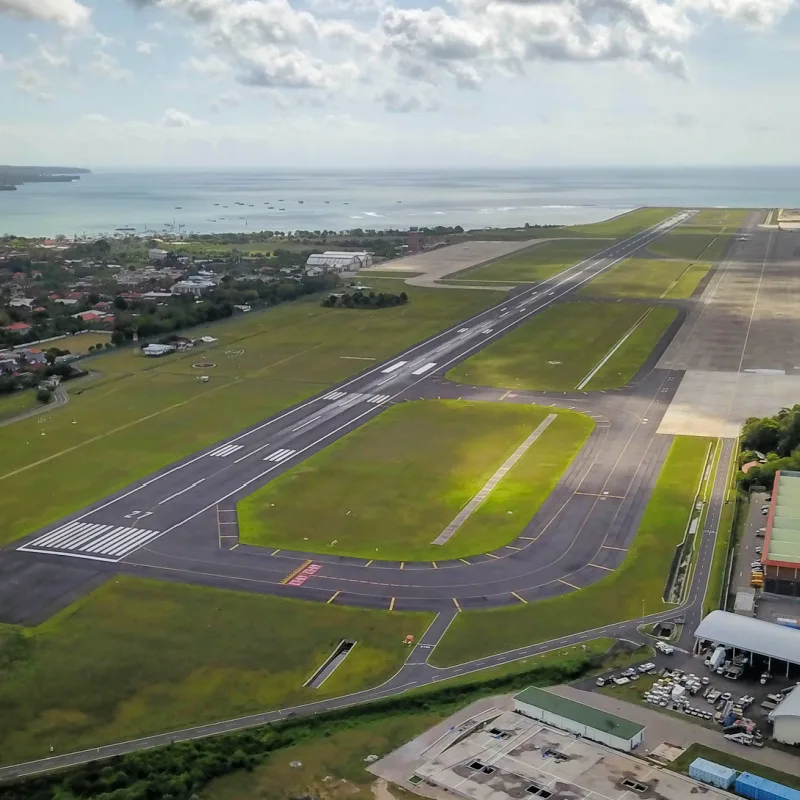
[0,209,752,781]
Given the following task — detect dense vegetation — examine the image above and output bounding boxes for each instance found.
[321,290,408,309]
[738,405,800,489]
[112,275,339,344]
[0,653,597,800]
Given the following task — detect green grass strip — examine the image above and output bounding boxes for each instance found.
[583,307,677,391]
[238,400,594,561]
[430,435,712,667]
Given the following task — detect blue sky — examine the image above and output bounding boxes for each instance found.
[1,0,799,168]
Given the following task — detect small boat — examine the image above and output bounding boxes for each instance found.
[214,203,220,206]
[115,226,136,232]
[174,206,182,209]
[279,208,285,211]
[298,200,304,204]
[324,200,330,204]
[344,202,349,205]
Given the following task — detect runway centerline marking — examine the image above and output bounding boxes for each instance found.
[158,479,205,505]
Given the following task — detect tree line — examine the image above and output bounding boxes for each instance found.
[738,405,800,489]
[0,652,598,800]
[322,290,408,309]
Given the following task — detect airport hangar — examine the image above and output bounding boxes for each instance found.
[761,470,800,596]
[694,610,800,678]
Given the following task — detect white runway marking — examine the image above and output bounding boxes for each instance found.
[207,444,244,458]
[19,521,162,561]
[367,394,391,405]
[158,479,205,505]
[381,360,407,374]
[292,415,321,432]
[264,448,297,463]
[411,362,437,376]
[321,390,346,400]
[481,328,493,334]
[458,328,469,333]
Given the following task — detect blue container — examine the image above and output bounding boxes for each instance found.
[689,757,737,790]
[735,772,800,800]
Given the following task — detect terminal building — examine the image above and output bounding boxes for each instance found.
[305,251,373,273]
[761,470,800,596]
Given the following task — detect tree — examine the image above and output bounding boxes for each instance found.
[88,292,101,306]
[36,387,53,404]
[114,295,128,311]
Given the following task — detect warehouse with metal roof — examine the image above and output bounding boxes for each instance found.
[513,686,645,751]
[762,470,800,595]
[694,611,800,672]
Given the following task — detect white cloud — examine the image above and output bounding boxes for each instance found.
[83,112,110,123]
[88,50,133,81]
[377,87,439,112]
[0,0,90,27]
[161,107,206,127]
[16,68,53,102]
[135,40,158,54]
[209,93,241,112]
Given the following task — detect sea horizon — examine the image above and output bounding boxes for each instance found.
[2,165,799,239]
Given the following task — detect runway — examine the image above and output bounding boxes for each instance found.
[0,210,705,621]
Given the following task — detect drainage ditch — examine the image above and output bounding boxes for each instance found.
[304,640,356,689]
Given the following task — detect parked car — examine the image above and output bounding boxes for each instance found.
[760,672,771,685]
[596,677,607,687]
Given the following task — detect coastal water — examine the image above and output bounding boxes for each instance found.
[2,166,799,239]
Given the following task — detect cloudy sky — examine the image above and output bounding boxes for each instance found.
[1,0,798,167]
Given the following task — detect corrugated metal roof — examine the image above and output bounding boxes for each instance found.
[736,772,800,800]
[771,686,800,719]
[767,471,800,564]
[514,687,644,740]
[689,758,737,781]
[695,610,800,663]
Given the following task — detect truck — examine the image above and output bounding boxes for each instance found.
[707,646,726,671]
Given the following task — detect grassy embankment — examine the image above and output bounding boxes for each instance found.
[446,302,676,392]
[431,435,713,666]
[704,441,746,615]
[0,281,495,548]
[0,577,433,765]
[672,744,800,791]
[238,400,593,561]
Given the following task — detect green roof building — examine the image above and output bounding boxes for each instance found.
[514,686,645,752]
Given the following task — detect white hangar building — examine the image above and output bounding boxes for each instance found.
[514,686,645,752]
[305,251,373,273]
[770,686,800,745]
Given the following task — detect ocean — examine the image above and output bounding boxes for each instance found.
[2,166,799,239]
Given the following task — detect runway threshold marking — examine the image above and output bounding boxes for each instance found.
[280,559,312,585]
[327,590,340,604]
[589,562,613,572]
[575,492,625,499]
[389,597,396,611]
[511,592,527,604]
[558,578,581,590]
[453,598,462,611]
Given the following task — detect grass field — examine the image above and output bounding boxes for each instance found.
[579,258,711,299]
[61,331,114,354]
[0,282,495,548]
[430,436,713,666]
[0,390,40,423]
[450,239,613,283]
[672,744,800,791]
[238,400,593,561]
[0,576,433,765]
[446,302,674,391]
